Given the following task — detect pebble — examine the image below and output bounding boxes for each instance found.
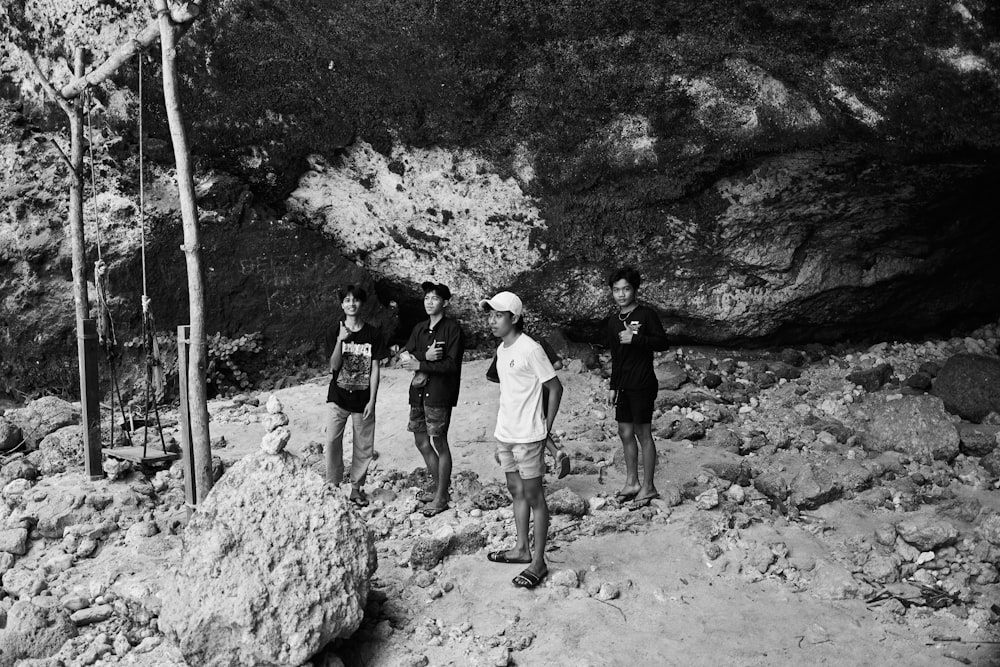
[594,582,620,601]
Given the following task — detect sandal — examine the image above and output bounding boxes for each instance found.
[614,489,638,503]
[555,451,571,479]
[512,567,548,589]
[627,492,660,511]
[420,504,448,518]
[349,489,369,507]
[487,550,531,564]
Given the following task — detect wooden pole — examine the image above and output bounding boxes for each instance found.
[177,325,197,512]
[67,47,103,474]
[156,0,213,503]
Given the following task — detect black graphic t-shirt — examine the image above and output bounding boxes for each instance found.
[324,323,389,412]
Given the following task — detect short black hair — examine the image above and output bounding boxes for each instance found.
[514,313,525,332]
[608,267,642,290]
[421,281,452,300]
[338,284,367,303]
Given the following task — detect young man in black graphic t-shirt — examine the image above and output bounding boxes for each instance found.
[324,285,389,507]
[606,267,670,509]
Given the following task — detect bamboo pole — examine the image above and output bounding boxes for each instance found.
[155,0,213,503]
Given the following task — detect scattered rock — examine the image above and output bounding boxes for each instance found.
[754,473,789,502]
[32,425,84,474]
[933,353,1000,422]
[547,488,587,517]
[847,363,893,392]
[789,465,842,509]
[3,397,80,450]
[0,419,23,453]
[895,519,958,551]
[859,395,960,462]
[0,600,77,667]
[70,604,114,626]
[655,362,688,390]
[957,423,1000,457]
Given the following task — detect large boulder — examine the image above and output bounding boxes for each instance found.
[0,600,77,667]
[957,423,1000,457]
[159,450,376,667]
[857,395,960,463]
[3,398,79,450]
[933,354,1000,423]
[31,425,84,475]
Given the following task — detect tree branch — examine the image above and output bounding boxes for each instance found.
[59,4,198,100]
[19,48,74,116]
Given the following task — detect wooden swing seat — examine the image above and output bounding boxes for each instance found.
[105,445,180,465]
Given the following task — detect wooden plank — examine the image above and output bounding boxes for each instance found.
[105,445,180,464]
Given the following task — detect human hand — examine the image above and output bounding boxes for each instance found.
[363,402,375,420]
[608,390,616,408]
[618,328,634,344]
[425,341,444,361]
[398,352,419,372]
[337,321,351,342]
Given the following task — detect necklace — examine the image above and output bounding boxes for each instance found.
[617,308,636,321]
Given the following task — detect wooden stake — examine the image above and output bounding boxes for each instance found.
[155,0,213,503]
[67,47,103,474]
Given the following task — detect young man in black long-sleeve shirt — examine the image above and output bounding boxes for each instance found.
[399,282,464,517]
[606,267,670,509]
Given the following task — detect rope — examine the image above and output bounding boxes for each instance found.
[84,89,103,260]
[138,55,148,301]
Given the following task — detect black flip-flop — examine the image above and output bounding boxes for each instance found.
[627,493,660,511]
[512,568,548,589]
[614,490,638,502]
[349,490,369,507]
[421,504,448,518]
[556,452,571,480]
[487,550,531,564]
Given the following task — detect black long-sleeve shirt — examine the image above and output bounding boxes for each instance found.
[403,316,464,407]
[607,304,670,391]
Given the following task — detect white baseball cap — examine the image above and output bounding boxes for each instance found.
[478,291,523,317]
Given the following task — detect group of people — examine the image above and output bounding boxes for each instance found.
[322,268,668,589]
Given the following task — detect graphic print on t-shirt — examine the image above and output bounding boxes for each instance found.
[338,341,373,391]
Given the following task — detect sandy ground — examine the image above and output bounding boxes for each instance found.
[186,358,998,666]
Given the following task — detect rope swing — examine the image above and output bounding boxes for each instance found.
[85,54,174,465]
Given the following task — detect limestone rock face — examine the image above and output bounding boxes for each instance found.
[858,395,960,463]
[4,398,79,450]
[933,354,1000,423]
[159,451,376,667]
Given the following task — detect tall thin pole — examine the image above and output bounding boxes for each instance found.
[155,0,213,502]
[68,47,102,478]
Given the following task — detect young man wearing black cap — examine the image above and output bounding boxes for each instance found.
[399,282,464,517]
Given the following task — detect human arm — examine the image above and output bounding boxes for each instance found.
[543,376,563,435]
[486,353,499,383]
[629,308,670,352]
[398,326,421,371]
[364,361,380,420]
[328,321,351,372]
[419,322,463,376]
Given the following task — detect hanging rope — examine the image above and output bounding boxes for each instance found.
[136,54,167,458]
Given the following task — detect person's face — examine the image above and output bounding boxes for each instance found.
[488,310,516,338]
[342,294,362,316]
[611,278,636,309]
[424,291,448,316]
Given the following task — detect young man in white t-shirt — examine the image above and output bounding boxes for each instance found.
[479,291,563,589]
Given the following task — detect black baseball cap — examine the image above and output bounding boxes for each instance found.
[421,281,452,300]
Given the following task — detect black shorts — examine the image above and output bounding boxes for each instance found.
[614,389,656,424]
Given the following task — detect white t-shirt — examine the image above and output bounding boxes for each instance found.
[494,334,557,443]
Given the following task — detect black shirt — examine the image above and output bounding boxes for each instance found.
[324,323,389,412]
[404,316,464,407]
[607,304,670,391]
